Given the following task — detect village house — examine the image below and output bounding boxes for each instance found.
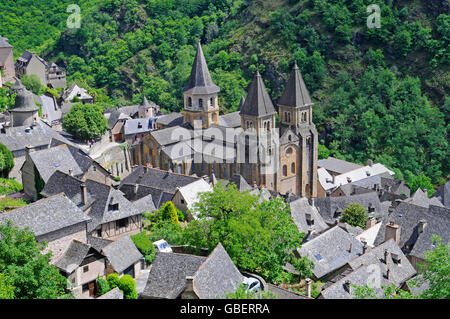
[171,178,212,219]
[102,235,143,279]
[0,36,15,85]
[53,239,106,298]
[0,193,91,262]
[41,170,143,241]
[15,51,66,89]
[289,197,329,241]
[21,143,113,200]
[61,83,94,104]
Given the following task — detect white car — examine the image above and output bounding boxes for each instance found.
[153,239,172,253]
[242,277,260,293]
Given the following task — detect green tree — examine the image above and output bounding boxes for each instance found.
[131,231,156,264]
[318,143,330,160]
[107,273,120,289]
[291,256,315,279]
[96,276,111,296]
[408,174,435,197]
[62,103,108,140]
[340,203,368,229]
[0,221,67,299]
[0,143,14,177]
[118,274,138,299]
[393,29,412,57]
[159,201,180,226]
[182,183,305,284]
[21,74,46,95]
[0,273,15,299]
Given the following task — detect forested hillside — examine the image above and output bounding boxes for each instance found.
[1,0,448,184]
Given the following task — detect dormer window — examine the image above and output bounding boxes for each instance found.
[108,203,119,211]
[198,99,203,108]
[188,97,192,107]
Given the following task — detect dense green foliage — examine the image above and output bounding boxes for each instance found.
[291,256,315,279]
[0,221,67,299]
[0,87,16,112]
[226,284,278,299]
[1,0,448,182]
[182,183,305,284]
[0,197,27,211]
[106,273,120,289]
[408,173,435,197]
[159,201,181,226]
[118,274,138,299]
[21,75,47,96]
[62,103,108,140]
[96,276,111,296]
[0,144,14,178]
[131,231,157,264]
[340,203,368,229]
[0,273,15,299]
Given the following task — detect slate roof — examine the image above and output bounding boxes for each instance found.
[42,171,141,232]
[314,192,381,223]
[10,80,39,112]
[192,243,244,299]
[182,42,220,95]
[278,63,313,108]
[297,226,365,279]
[0,124,51,152]
[156,113,184,127]
[176,179,212,213]
[433,181,450,208]
[88,235,113,253]
[53,240,91,274]
[102,235,143,274]
[240,72,276,117]
[124,118,154,135]
[320,265,390,299]
[142,252,207,299]
[219,112,241,128]
[98,287,124,299]
[29,144,84,182]
[318,157,363,175]
[373,202,450,259]
[150,125,193,146]
[0,194,91,237]
[132,194,157,214]
[404,188,444,208]
[0,36,12,48]
[237,96,245,112]
[227,174,253,192]
[62,83,93,102]
[35,94,61,123]
[350,239,416,281]
[267,284,309,299]
[289,197,329,238]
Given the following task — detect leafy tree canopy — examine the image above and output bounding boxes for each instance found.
[340,203,368,229]
[62,103,108,140]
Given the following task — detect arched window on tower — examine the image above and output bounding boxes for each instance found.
[210,97,214,107]
[283,165,287,176]
[286,147,293,155]
[199,99,203,108]
[188,97,192,107]
[291,163,295,174]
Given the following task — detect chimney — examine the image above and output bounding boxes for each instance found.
[80,183,87,205]
[384,249,389,264]
[366,217,376,229]
[143,166,148,174]
[68,168,73,176]
[305,278,312,298]
[386,268,391,280]
[332,175,336,184]
[343,280,351,293]
[418,219,427,234]
[385,222,400,244]
[25,145,35,154]
[367,159,373,167]
[134,183,138,195]
[349,242,352,253]
[362,241,368,254]
[368,202,375,214]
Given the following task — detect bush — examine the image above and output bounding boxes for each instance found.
[118,275,138,299]
[21,74,46,95]
[106,273,120,289]
[131,232,156,264]
[149,220,183,245]
[0,178,23,195]
[0,144,14,177]
[159,201,180,226]
[96,276,111,296]
[340,203,368,229]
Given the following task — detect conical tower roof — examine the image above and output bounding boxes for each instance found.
[11,79,39,113]
[182,42,220,95]
[139,96,151,109]
[278,63,313,108]
[239,72,276,117]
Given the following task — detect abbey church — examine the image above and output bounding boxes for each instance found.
[134,42,318,198]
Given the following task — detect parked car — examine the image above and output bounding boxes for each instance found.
[242,276,260,293]
[153,239,172,253]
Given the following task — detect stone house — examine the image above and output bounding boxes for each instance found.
[0,36,15,85]
[0,193,91,262]
[171,178,212,219]
[61,83,94,104]
[102,235,143,279]
[53,239,106,298]
[21,143,112,200]
[15,51,66,89]
[41,170,143,241]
